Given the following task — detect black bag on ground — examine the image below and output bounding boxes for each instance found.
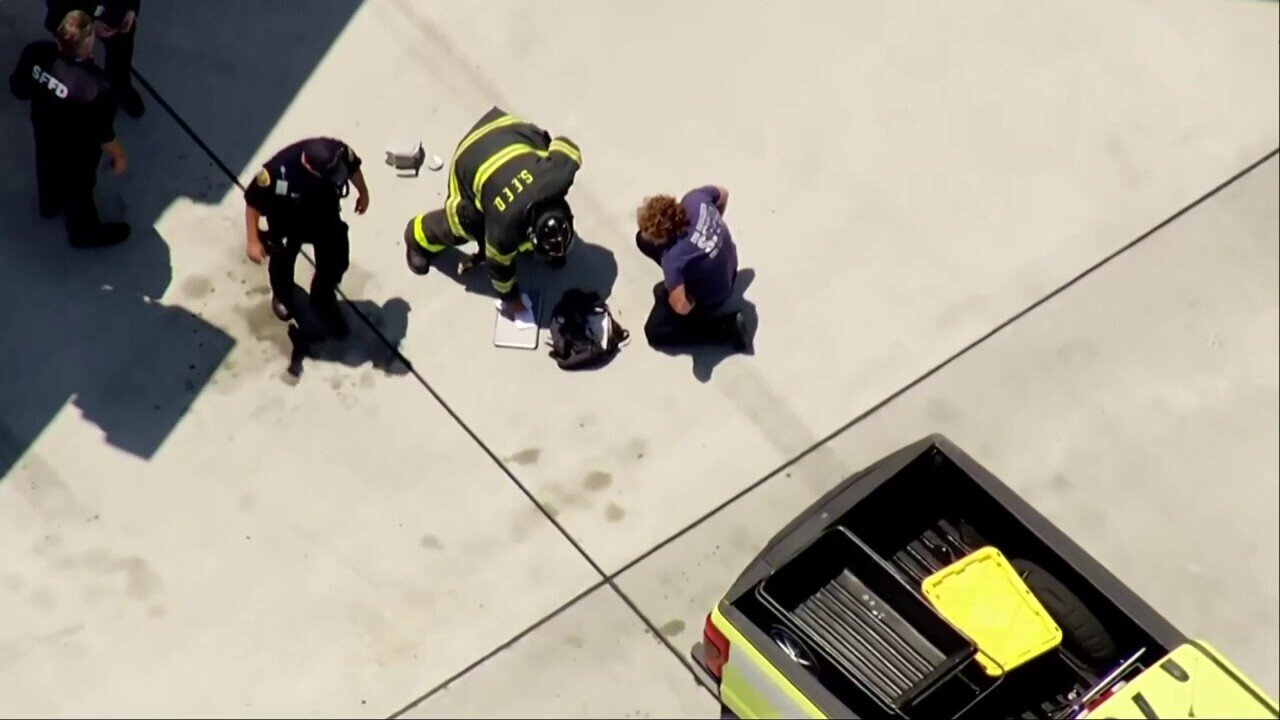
[547,289,629,370]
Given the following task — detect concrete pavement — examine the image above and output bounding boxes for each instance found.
[1,0,1276,716]
[134,0,1280,574]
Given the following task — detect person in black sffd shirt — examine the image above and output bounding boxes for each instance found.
[44,0,144,117]
[9,10,131,248]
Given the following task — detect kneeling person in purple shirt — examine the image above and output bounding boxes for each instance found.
[635,185,749,351]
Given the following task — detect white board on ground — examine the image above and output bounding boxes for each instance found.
[493,292,539,350]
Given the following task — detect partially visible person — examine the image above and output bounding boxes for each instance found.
[44,0,143,117]
[243,136,370,339]
[635,186,749,351]
[9,10,131,248]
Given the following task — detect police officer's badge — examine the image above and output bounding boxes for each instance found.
[255,168,271,187]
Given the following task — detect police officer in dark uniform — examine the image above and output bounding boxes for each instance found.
[403,107,582,319]
[44,0,143,117]
[244,137,370,338]
[9,10,131,248]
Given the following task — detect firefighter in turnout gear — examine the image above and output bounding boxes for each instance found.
[404,107,582,318]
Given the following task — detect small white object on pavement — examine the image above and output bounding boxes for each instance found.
[385,139,426,175]
[426,154,444,172]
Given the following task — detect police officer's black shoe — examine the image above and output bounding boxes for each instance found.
[271,296,294,322]
[118,86,145,118]
[70,221,130,248]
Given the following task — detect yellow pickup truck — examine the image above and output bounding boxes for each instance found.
[693,435,1277,719]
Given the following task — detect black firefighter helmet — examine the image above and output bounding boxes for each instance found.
[528,200,575,262]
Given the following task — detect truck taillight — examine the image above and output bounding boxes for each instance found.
[703,613,730,679]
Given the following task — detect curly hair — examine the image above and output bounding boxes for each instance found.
[636,195,688,246]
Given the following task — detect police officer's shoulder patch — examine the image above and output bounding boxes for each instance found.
[254,168,271,187]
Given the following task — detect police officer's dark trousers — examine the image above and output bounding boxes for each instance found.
[35,128,103,241]
[266,214,350,310]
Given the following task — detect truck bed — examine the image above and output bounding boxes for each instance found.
[722,435,1186,719]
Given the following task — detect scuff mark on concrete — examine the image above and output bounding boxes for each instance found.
[506,447,541,466]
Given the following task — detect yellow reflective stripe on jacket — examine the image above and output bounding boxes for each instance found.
[485,242,518,265]
[491,275,516,293]
[472,143,538,201]
[484,239,535,266]
[445,113,523,242]
[445,172,475,242]
[457,113,523,159]
[549,138,582,165]
[411,214,447,252]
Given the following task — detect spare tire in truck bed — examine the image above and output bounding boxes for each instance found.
[1011,558,1119,670]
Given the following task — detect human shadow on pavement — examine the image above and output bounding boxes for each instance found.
[427,247,501,298]
[650,268,758,383]
[0,176,235,480]
[0,257,235,478]
[276,289,413,382]
[428,236,619,327]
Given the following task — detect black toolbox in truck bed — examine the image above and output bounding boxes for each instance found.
[757,527,979,714]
